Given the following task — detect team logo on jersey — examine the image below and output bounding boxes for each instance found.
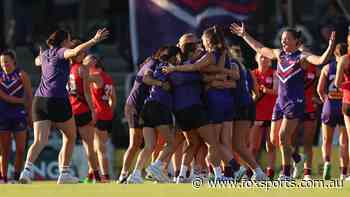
[277,55,302,83]
[0,76,23,96]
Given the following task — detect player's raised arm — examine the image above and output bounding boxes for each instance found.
[230,23,279,60]
[63,28,109,59]
[304,31,336,66]
[335,55,349,88]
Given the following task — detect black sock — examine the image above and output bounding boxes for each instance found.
[292,153,301,163]
[229,159,240,172]
[224,166,233,177]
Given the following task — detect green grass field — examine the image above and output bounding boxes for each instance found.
[113,147,349,179]
[0,181,350,197]
[1,147,350,197]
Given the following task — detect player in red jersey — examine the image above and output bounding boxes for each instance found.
[88,56,116,182]
[335,44,350,181]
[67,40,100,182]
[249,53,277,180]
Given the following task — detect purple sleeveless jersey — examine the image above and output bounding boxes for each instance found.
[0,68,26,119]
[321,60,344,127]
[35,47,69,98]
[205,51,235,123]
[169,59,203,111]
[272,50,305,120]
[126,58,157,112]
[145,62,172,109]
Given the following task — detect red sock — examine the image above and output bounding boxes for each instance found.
[324,156,330,162]
[208,165,213,175]
[102,174,110,181]
[87,172,94,181]
[266,168,275,180]
[304,168,311,176]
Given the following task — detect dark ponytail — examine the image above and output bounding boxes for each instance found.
[0,50,16,61]
[159,46,182,62]
[94,57,105,71]
[213,25,225,49]
[46,29,70,48]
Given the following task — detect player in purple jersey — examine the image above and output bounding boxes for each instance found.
[19,28,109,184]
[318,43,349,180]
[225,44,268,180]
[127,46,182,183]
[163,31,228,181]
[200,36,245,180]
[118,48,167,183]
[0,51,32,183]
[163,26,267,180]
[169,33,211,182]
[0,69,26,183]
[231,22,336,180]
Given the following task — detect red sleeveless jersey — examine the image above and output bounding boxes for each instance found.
[90,69,114,120]
[342,54,350,104]
[304,64,317,113]
[68,63,89,115]
[253,68,276,121]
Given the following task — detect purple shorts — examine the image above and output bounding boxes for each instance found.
[272,100,304,121]
[207,103,235,124]
[0,118,27,132]
[206,90,235,124]
[321,99,344,128]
